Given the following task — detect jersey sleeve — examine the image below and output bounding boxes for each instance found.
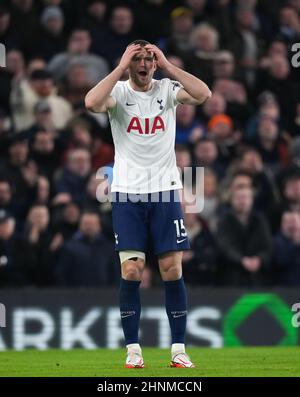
[168,79,183,107]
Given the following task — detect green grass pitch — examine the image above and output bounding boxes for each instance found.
[0,347,299,377]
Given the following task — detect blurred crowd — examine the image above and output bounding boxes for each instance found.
[0,0,300,288]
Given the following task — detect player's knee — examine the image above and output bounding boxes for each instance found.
[122,259,145,281]
[160,263,182,281]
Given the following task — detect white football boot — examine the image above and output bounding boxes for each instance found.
[125,344,145,369]
[170,344,195,368]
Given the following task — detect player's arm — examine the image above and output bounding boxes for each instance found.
[145,44,212,105]
[85,44,142,113]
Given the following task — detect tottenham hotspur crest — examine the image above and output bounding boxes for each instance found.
[157,99,164,110]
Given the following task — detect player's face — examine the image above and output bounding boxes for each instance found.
[129,47,157,87]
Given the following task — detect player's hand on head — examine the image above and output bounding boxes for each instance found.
[118,44,141,72]
[144,44,170,69]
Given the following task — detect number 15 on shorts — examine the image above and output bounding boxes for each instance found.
[174,219,187,244]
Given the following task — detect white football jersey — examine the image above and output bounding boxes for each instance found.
[108,78,183,194]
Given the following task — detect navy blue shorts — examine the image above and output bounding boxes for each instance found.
[111,190,190,256]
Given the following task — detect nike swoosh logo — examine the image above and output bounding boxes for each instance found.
[176,238,187,243]
[121,314,135,318]
[173,314,187,318]
[126,102,135,106]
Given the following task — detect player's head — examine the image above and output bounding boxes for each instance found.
[127,39,157,87]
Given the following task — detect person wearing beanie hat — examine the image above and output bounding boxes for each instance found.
[35,5,66,61]
[208,114,233,133]
[207,114,237,167]
[40,6,64,27]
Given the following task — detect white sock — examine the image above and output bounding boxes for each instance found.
[126,343,142,352]
[171,343,185,356]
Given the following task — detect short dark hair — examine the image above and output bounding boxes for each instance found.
[128,39,150,47]
[30,69,53,81]
[232,171,253,182]
[175,144,190,153]
[284,172,300,187]
[81,209,101,219]
[0,179,11,188]
[195,137,216,146]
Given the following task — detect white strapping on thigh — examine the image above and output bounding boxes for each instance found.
[119,250,146,264]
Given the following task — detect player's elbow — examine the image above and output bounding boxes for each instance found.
[84,94,96,111]
[206,88,212,99]
[198,88,212,104]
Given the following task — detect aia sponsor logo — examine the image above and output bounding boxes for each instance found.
[127,116,165,135]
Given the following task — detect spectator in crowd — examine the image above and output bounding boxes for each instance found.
[0,109,10,146]
[65,118,93,151]
[63,117,114,169]
[228,4,261,86]
[35,5,67,61]
[193,137,224,180]
[278,5,300,44]
[245,91,281,141]
[135,0,171,43]
[30,130,60,180]
[54,148,91,206]
[160,7,194,55]
[186,22,219,85]
[256,54,300,131]
[259,39,288,70]
[0,210,32,287]
[207,113,239,167]
[216,186,272,286]
[10,69,73,132]
[53,201,80,241]
[91,134,114,170]
[61,63,93,108]
[182,205,217,286]
[273,211,300,286]
[0,49,26,114]
[35,175,51,206]
[48,28,109,86]
[0,179,15,214]
[219,171,254,209]
[83,172,113,240]
[0,6,22,52]
[198,167,220,232]
[56,210,119,287]
[0,179,18,216]
[9,0,40,59]
[50,201,81,256]
[80,0,108,37]
[91,5,136,67]
[175,145,193,190]
[27,57,47,75]
[6,48,25,76]
[213,50,237,81]
[22,204,54,286]
[271,173,300,233]
[22,100,56,140]
[277,137,300,189]
[213,78,252,126]
[7,56,48,123]
[236,147,279,211]
[201,92,226,122]
[0,136,38,222]
[185,0,207,24]
[176,104,204,144]
[251,115,288,174]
